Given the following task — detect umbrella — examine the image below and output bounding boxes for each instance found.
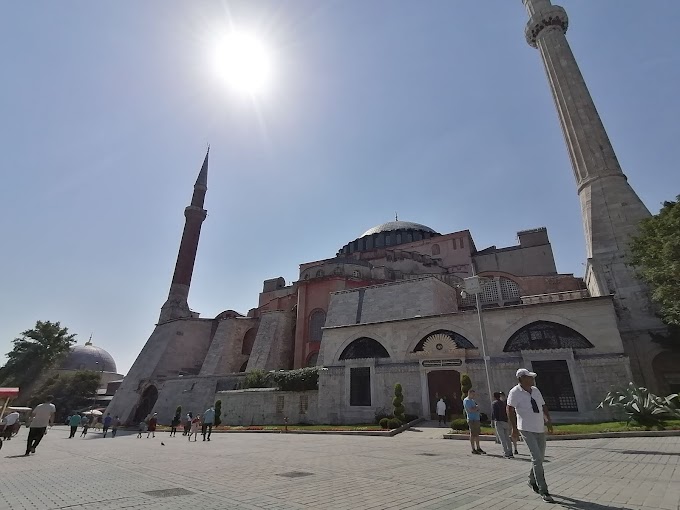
[83,410,103,416]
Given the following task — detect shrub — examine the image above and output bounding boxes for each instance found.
[379,418,390,429]
[598,383,680,426]
[480,412,489,423]
[451,418,469,430]
[214,400,222,426]
[242,369,272,389]
[175,405,182,415]
[393,383,405,423]
[374,407,390,424]
[387,418,401,429]
[270,367,320,391]
[460,374,472,399]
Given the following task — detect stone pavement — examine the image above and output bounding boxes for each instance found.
[0,425,678,509]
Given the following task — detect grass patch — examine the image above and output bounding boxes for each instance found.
[449,420,680,435]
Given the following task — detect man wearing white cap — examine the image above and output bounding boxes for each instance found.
[507,368,554,504]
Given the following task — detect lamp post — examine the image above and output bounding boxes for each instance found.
[460,270,495,415]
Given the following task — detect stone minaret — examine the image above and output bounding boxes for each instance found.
[159,148,209,323]
[522,0,665,386]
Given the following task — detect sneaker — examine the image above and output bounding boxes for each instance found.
[471,449,480,455]
[30,448,35,454]
[476,448,486,455]
[541,493,555,504]
[528,481,540,494]
[504,454,515,459]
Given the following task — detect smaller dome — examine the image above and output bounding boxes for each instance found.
[361,221,437,237]
[60,343,117,373]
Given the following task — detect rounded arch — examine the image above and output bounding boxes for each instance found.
[431,244,441,256]
[306,351,319,367]
[339,337,390,360]
[497,313,591,349]
[133,385,158,424]
[413,329,476,353]
[308,309,326,342]
[242,328,257,355]
[332,330,394,362]
[503,321,594,352]
[407,322,478,353]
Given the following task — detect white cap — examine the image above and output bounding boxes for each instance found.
[516,368,537,378]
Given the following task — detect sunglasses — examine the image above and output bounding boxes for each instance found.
[530,396,540,414]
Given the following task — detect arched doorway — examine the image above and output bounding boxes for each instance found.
[133,385,158,423]
[652,351,680,395]
[427,370,462,420]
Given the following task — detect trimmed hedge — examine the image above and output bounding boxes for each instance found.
[379,418,390,429]
[387,418,401,429]
[451,418,469,430]
[271,367,320,391]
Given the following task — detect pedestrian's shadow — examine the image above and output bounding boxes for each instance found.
[555,495,631,509]
[5,455,28,458]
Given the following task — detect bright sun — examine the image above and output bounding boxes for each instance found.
[213,31,273,96]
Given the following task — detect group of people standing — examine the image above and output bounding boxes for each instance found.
[462,368,555,504]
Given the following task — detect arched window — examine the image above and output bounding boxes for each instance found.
[352,270,361,278]
[304,273,309,280]
[242,328,258,355]
[413,330,475,353]
[432,244,440,255]
[306,352,319,367]
[500,277,521,301]
[334,267,343,275]
[503,321,595,352]
[315,270,324,278]
[308,309,326,342]
[340,337,390,360]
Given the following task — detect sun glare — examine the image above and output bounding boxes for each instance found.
[213,31,273,96]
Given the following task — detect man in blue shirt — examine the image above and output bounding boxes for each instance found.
[202,406,215,441]
[463,389,485,455]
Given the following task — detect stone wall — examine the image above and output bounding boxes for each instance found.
[214,389,319,425]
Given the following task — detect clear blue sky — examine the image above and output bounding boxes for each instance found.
[2,1,679,375]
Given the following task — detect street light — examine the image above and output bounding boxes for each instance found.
[459,269,495,415]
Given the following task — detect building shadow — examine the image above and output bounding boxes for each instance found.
[617,450,680,456]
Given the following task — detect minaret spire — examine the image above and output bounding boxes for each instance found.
[522,0,665,388]
[159,149,210,322]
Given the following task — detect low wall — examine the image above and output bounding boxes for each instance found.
[215,389,319,426]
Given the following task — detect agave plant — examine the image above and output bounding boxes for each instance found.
[598,383,680,426]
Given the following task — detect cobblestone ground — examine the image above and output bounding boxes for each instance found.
[0,425,678,509]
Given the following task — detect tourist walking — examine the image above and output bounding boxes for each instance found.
[436,398,447,427]
[111,416,120,437]
[491,392,513,458]
[80,415,90,437]
[137,420,146,438]
[147,413,158,438]
[103,413,113,437]
[25,395,56,456]
[507,368,554,504]
[189,414,200,442]
[170,412,181,437]
[68,414,80,438]
[463,389,485,455]
[183,412,192,436]
[202,406,215,441]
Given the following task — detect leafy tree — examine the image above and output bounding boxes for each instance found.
[28,370,101,421]
[393,383,405,424]
[0,321,76,388]
[460,374,472,399]
[214,400,222,426]
[630,197,680,328]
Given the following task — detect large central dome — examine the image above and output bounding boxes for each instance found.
[361,221,437,237]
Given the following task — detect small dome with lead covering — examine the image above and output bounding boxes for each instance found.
[60,342,117,373]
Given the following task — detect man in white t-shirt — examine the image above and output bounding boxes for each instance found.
[507,369,554,504]
[2,411,20,440]
[25,396,56,456]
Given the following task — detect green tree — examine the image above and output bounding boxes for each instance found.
[393,383,405,424]
[0,321,76,388]
[460,373,472,399]
[630,197,680,328]
[28,370,101,420]
[214,399,222,426]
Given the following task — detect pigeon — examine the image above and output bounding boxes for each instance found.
[161,442,165,446]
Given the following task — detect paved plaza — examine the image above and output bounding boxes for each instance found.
[0,425,678,510]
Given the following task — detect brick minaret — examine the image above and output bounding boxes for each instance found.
[159,148,209,323]
[522,0,665,387]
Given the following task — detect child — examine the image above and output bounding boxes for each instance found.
[137,420,147,438]
[189,414,201,442]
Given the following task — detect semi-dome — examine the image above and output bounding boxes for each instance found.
[60,342,117,373]
[361,221,437,237]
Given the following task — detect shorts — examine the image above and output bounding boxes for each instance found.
[468,420,481,435]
